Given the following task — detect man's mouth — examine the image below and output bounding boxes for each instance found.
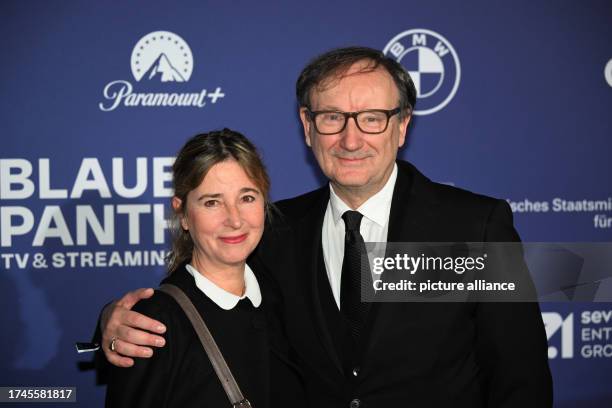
[336,156,368,165]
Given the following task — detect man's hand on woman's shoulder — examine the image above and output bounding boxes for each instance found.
[101,288,167,367]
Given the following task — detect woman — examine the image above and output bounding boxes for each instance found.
[106,129,304,407]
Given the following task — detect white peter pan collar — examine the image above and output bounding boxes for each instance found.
[185,263,262,310]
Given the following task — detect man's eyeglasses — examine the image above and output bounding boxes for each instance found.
[306,107,403,135]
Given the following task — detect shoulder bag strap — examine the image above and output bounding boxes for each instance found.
[158,283,252,408]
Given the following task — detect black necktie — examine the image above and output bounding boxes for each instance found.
[340,210,373,342]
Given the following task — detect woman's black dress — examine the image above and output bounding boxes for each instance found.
[105,264,305,407]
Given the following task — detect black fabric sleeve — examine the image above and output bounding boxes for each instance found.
[89,301,111,385]
[104,293,174,408]
[476,200,553,407]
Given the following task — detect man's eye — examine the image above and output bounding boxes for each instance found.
[242,195,256,203]
[362,114,384,123]
[322,113,342,122]
[204,200,219,207]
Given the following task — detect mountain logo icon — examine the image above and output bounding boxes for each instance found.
[143,53,185,82]
[130,31,194,82]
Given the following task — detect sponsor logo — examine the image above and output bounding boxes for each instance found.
[543,310,612,359]
[605,59,612,87]
[383,29,461,116]
[99,30,224,112]
[130,31,193,82]
[543,312,574,359]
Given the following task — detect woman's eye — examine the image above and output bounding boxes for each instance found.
[204,200,219,207]
[242,195,256,203]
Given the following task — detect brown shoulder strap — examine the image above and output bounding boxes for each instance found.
[158,283,252,408]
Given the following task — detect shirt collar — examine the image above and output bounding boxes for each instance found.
[185,263,262,310]
[329,163,398,227]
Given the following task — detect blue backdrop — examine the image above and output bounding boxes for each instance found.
[1,1,611,406]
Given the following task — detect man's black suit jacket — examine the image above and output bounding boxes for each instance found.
[252,160,553,407]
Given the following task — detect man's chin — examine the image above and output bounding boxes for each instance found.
[331,173,370,189]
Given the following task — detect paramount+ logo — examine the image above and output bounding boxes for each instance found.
[99,31,225,112]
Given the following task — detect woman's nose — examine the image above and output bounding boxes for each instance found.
[225,205,243,228]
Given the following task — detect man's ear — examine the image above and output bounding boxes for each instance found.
[299,107,313,147]
[397,113,412,148]
[172,196,188,230]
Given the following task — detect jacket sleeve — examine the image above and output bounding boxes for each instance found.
[89,302,111,385]
[476,200,553,407]
[104,294,173,408]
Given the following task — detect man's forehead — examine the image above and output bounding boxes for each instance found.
[314,60,390,93]
[310,62,397,106]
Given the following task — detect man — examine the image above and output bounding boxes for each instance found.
[98,47,553,407]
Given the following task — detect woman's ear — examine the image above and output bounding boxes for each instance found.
[172,196,188,231]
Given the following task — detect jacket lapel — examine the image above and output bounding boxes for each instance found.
[387,160,440,243]
[357,161,441,360]
[293,186,345,375]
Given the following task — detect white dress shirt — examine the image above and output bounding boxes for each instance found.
[185,263,262,310]
[322,163,398,309]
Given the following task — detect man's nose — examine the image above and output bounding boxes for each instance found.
[339,117,364,151]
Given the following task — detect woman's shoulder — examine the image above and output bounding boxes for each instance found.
[131,266,194,321]
[131,289,182,322]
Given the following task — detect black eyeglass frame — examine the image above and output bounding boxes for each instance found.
[306,107,403,135]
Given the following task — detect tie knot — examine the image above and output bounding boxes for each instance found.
[342,210,363,232]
